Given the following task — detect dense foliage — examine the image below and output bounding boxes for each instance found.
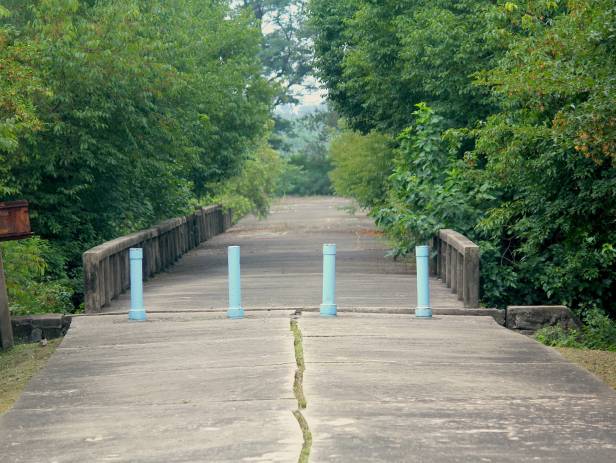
[278,111,335,196]
[0,0,278,313]
[208,141,284,219]
[329,129,392,208]
[535,308,616,352]
[0,238,73,315]
[312,0,616,328]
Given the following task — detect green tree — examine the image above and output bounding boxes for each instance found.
[242,0,314,105]
[309,0,498,133]
[329,129,392,208]
[0,3,45,196]
[374,104,474,256]
[0,0,276,310]
[208,140,285,219]
[279,110,336,196]
[472,0,616,313]
[311,0,616,323]
[1,0,272,264]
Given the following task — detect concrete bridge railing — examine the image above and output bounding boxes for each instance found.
[433,229,480,308]
[83,206,232,313]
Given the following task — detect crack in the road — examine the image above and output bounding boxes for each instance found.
[291,318,312,463]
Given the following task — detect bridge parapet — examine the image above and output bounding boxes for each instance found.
[83,206,232,313]
[434,229,480,308]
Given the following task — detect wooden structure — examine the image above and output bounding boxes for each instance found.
[0,200,33,349]
[0,200,33,241]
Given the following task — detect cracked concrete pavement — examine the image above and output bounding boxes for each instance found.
[298,313,616,462]
[1,197,616,462]
[0,312,302,462]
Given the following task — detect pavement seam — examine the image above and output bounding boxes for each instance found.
[290,317,312,463]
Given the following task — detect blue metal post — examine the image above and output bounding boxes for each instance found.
[415,245,432,318]
[320,244,337,317]
[128,248,147,321]
[227,246,244,319]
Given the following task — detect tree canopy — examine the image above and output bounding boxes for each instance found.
[1,0,273,257]
[0,0,279,311]
[313,0,616,325]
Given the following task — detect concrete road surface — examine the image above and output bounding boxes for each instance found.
[106,197,463,312]
[1,197,615,462]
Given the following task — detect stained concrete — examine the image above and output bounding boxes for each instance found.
[105,196,464,312]
[299,313,616,462]
[0,312,302,462]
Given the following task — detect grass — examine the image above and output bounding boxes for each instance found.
[0,338,62,414]
[556,347,616,390]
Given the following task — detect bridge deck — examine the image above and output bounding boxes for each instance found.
[106,196,461,313]
[2,197,615,462]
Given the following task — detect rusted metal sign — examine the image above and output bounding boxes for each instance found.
[0,200,32,242]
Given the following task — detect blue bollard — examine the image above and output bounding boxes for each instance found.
[320,243,337,317]
[415,245,432,318]
[128,248,147,321]
[227,246,244,319]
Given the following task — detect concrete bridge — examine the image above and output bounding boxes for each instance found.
[102,197,469,313]
[1,197,615,462]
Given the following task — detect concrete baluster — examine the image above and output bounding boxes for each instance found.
[456,252,464,301]
[449,250,458,293]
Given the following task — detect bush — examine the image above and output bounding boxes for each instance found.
[536,307,616,351]
[581,308,616,351]
[329,130,393,208]
[535,326,583,349]
[0,237,74,315]
[373,104,475,257]
[279,150,332,196]
[208,143,284,219]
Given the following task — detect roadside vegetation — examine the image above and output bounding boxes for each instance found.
[0,339,62,413]
[554,348,616,390]
[311,0,616,348]
[535,308,616,351]
[276,111,337,197]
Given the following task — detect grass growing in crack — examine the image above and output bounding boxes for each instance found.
[290,318,311,462]
[291,319,306,409]
[293,409,313,463]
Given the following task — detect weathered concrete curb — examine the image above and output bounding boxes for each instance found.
[75,307,507,325]
[505,305,579,334]
[298,307,505,325]
[11,313,71,343]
